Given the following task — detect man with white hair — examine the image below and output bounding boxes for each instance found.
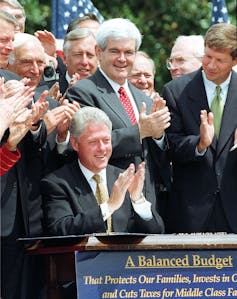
[8,33,47,88]
[167,35,204,79]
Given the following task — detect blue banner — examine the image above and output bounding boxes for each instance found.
[75,250,237,298]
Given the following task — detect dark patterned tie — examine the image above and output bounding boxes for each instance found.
[93,174,112,232]
[118,87,137,124]
[211,86,223,138]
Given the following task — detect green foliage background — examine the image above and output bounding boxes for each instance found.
[21,0,237,89]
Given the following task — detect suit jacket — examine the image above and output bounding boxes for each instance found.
[58,70,69,95]
[66,69,171,217]
[41,160,164,235]
[0,69,48,237]
[0,125,47,237]
[162,68,237,233]
[0,71,58,237]
[27,91,60,236]
[0,68,20,80]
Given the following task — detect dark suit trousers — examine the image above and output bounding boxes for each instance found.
[205,193,231,233]
[1,199,46,299]
[1,197,25,299]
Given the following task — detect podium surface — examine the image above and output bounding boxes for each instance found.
[23,233,237,299]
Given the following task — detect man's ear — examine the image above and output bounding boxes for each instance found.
[70,136,79,152]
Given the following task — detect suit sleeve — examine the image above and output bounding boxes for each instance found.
[163,84,202,163]
[41,177,106,235]
[0,145,21,176]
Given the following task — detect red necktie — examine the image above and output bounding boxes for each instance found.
[118,87,137,125]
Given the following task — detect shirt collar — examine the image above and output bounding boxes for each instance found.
[65,71,71,84]
[78,159,107,183]
[202,70,231,93]
[98,66,129,94]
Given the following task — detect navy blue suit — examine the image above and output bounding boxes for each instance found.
[163,69,237,233]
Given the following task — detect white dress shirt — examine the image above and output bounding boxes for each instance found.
[202,70,231,108]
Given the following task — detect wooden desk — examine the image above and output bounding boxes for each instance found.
[25,233,237,299]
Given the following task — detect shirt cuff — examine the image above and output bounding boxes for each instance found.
[100,202,110,221]
[153,134,165,150]
[132,198,153,221]
[195,146,206,156]
[30,122,42,136]
[56,131,70,154]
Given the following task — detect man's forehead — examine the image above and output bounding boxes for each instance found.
[0,18,15,31]
[15,47,45,61]
[171,43,194,57]
[107,38,136,46]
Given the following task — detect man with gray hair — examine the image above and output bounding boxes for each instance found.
[166,35,204,79]
[59,27,98,94]
[41,106,164,235]
[66,18,171,224]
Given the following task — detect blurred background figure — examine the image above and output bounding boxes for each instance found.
[66,13,101,35]
[0,9,18,69]
[128,51,159,99]
[0,0,25,32]
[167,35,204,79]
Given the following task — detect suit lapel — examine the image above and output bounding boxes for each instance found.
[68,161,97,206]
[187,71,210,124]
[217,72,237,156]
[94,70,136,126]
[106,164,118,196]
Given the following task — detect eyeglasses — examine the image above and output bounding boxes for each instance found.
[166,56,202,70]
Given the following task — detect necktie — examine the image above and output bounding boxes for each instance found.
[118,87,137,124]
[93,174,112,232]
[211,86,223,138]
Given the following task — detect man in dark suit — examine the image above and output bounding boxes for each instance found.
[41,107,164,235]
[0,10,47,299]
[0,19,60,298]
[66,18,171,222]
[162,23,237,233]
